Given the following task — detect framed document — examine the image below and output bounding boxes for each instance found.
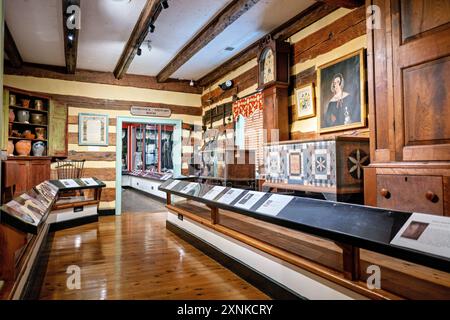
[79,113,109,146]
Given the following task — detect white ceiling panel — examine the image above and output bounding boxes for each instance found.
[127,0,234,76]
[173,0,315,80]
[5,0,65,66]
[77,0,147,72]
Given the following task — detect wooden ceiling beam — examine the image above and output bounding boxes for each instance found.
[113,0,162,80]
[317,0,364,9]
[198,2,339,88]
[4,23,23,68]
[156,0,261,83]
[62,0,80,74]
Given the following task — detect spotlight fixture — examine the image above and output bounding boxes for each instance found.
[137,48,142,56]
[190,80,195,87]
[149,24,155,33]
[161,0,169,9]
[67,33,74,42]
[219,80,233,91]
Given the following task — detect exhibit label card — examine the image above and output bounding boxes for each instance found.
[60,179,80,188]
[81,178,98,186]
[234,191,266,210]
[390,213,450,259]
[203,186,227,201]
[180,183,199,194]
[217,188,244,205]
[256,194,294,216]
[165,180,181,190]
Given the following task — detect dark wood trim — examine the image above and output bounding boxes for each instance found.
[198,2,338,87]
[49,215,98,232]
[166,220,304,300]
[4,62,202,94]
[4,23,23,68]
[157,0,261,83]
[62,0,80,74]
[114,0,162,79]
[68,151,116,161]
[317,0,364,9]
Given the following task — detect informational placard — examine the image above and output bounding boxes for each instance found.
[165,180,181,190]
[390,213,450,259]
[130,106,172,118]
[216,188,244,205]
[256,194,294,216]
[203,186,227,201]
[179,183,199,194]
[81,178,98,186]
[60,179,80,188]
[234,191,266,210]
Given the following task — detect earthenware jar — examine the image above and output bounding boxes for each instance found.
[9,110,15,122]
[17,110,30,123]
[32,141,45,156]
[7,140,14,156]
[35,127,46,140]
[30,113,44,124]
[21,99,30,108]
[34,99,44,110]
[9,94,16,106]
[15,140,31,156]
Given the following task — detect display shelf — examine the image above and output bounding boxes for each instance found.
[9,122,48,127]
[8,137,48,142]
[159,179,450,273]
[9,105,48,114]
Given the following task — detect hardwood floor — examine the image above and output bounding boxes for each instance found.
[38,211,269,300]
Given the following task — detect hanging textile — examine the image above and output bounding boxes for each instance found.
[232,92,263,119]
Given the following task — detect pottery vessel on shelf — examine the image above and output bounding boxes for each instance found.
[22,130,36,140]
[11,129,20,137]
[32,141,45,156]
[15,140,31,156]
[17,110,30,123]
[9,110,15,122]
[30,113,44,124]
[34,100,44,110]
[7,140,14,156]
[21,99,30,108]
[35,127,46,140]
[9,94,16,106]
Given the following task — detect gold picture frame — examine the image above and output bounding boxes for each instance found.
[295,83,316,120]
[317,49,366,133]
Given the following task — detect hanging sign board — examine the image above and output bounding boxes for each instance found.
[130,106,172,118]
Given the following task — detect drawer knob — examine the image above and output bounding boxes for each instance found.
[380,188,391,199]
[425,191,439,203]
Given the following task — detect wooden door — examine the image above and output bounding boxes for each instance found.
[391,0,450,161]
[48,101,68,157]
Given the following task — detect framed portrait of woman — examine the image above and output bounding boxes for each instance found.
[317,49,366,133]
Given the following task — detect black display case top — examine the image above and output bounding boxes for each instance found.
[159,179,450,273]
[48,177,106,191]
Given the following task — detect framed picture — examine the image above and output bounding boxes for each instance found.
[78,113,109,146]
[288,150,302,177]
[295,83,315,120]
[317,49,366,133]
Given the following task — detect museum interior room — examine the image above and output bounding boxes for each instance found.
[0,0,449,301]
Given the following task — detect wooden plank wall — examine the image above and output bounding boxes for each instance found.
[201,7,370,141]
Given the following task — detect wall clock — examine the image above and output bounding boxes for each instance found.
[257,36,290,90]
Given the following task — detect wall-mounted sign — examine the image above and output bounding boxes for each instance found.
[130,106,172,118]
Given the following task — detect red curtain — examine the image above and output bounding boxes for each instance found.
[232,93,263,119]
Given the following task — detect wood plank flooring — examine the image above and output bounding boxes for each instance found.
[38,210,269,300]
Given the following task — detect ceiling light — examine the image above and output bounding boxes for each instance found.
[68,32,74,42]
[136,48,142,56]
[149,24,155,33]
[190,80,195,87]
[161,0,169,9]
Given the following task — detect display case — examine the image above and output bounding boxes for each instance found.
[159,180,450,299]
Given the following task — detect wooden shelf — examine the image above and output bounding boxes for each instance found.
[9,105,48,114]
[8,137,48,142]
[9,122,48,127]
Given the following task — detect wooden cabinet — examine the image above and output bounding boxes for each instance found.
[365,0,450,215]
[1,157,51,197]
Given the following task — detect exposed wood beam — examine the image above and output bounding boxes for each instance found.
[114,0,162,79]
[317,0,364,9]
[198,2,338,87]
[156,0,261,83]
[4,23,23,68]
[62,0,80,74]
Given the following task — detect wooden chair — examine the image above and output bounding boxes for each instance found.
[55,160,85,179]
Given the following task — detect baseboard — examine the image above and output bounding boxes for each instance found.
[49,215,98,232]
[166,221,304,300]
[98,209,116,216]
